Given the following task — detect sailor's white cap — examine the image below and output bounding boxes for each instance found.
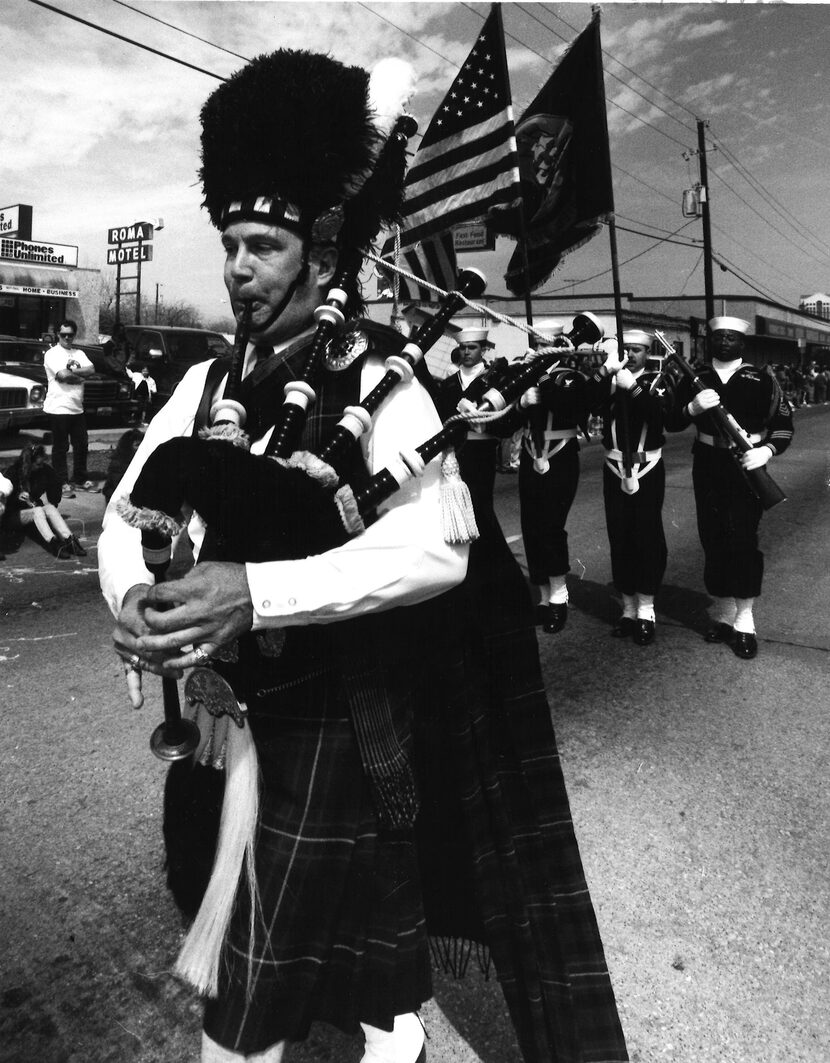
[622,329,653,347]
[456,327,492,346]
[709,316,750,335]
[535,322,565,341]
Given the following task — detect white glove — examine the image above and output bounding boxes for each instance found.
[615,367,636,391]
[741,445,773,471]
[595,338,625,374]
[520,387,541,408]
[0,473,12,499]
[688,389,720,416]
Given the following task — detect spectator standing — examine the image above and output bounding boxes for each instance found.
[813,365,828,404]
[43,319,95,495]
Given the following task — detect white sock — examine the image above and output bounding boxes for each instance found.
[711,596,736,626]
[636,594,655,622]
[733,597,756,634]
[360,1013,424,1063]
[621,593,637,620]
[548,574,568,605]
[201,1032,285,1062]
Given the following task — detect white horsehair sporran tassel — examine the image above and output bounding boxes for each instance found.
[174,670,262,998]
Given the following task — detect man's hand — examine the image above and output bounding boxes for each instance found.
[112,582,156,709]
[520,386,541,408]
[615,367,637,391]
[741,444,773,471]
[136,562,255,668]
[595,338,625,375]
[688,389,720,416]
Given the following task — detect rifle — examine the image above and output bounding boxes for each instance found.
[654,331,786,510]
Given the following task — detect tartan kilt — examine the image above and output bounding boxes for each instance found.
[413,526,629,1063]
[202,636,432,1054]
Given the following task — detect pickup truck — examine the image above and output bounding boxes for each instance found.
[0,367,46,433]
[0,336,136,426]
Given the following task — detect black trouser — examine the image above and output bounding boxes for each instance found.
[49,413,88,484]
[692,442,764,599]
[519,440,580,583]
[603,459,667,596]
[457,437,500,532]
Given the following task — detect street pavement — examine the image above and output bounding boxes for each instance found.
[0,408,828,1063]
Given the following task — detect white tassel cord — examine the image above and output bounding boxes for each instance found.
[439,449,478,544]
[174,713,261,998]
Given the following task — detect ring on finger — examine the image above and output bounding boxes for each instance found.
[193,645,211,665]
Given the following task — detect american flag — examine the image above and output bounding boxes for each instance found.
[378,4,520,299]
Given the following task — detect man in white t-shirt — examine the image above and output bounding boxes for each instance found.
[43,319,95,494]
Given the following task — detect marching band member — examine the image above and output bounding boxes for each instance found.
[587,331,678,645]
[672,316,793,659]
[516,324,589,634]
[434,327,514,523]
[98,48,627,1063]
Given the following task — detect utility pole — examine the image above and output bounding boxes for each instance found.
[155,283,162,324]
[696,118,715,328]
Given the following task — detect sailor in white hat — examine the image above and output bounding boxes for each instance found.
[673,315,794,659]
[516,322,589,634]
[435,325,511,520]
[586,329,677,645]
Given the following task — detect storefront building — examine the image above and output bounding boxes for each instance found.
[0,203,100,343]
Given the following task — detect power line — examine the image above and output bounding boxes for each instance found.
[539,220,699,294]
[711,251,785,305]
[540,1,700,125]
[459,1,692,151]
[109,0,250,63]
[357,2,459,66]
[710,163,830,270]
[711,134,830,261]
[27,0,225,80]
[515,2,697,138]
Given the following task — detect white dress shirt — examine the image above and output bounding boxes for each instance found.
[98,341,467,627]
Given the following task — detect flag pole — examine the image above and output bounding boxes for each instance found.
[593,6,635,491]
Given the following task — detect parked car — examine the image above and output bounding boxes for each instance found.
[0,367,47,433]
[123,325,233,412]
[0,336,136,425]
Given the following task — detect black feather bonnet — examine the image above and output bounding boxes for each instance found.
[199,49,416,252]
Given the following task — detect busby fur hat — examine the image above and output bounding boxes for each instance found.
[200,51,416,256]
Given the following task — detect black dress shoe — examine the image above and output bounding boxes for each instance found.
[542,603,568,633]
[704,622,734,644]
[732,632,758,659]
[611,617,636,638]
[633,619,655,645]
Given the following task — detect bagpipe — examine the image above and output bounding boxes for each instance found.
[654,330,787,510]
[117,269,608,995]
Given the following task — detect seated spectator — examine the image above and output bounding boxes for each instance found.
[0,444,86,560]
[100,323,132,380]
[101,428,144,505]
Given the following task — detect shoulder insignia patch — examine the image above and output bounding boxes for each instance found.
[325,329,369,372]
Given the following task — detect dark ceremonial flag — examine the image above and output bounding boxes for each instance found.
[494,12,614,294]
[378,4,519,298]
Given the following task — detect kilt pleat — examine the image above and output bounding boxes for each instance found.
[413,528,629,1063]
[203,663,431,1054]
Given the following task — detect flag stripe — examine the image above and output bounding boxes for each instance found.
[407,114,517,173]
[407,137,519,200]
[390,5,520,258]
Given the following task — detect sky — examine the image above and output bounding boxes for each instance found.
[2,0,829,329]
